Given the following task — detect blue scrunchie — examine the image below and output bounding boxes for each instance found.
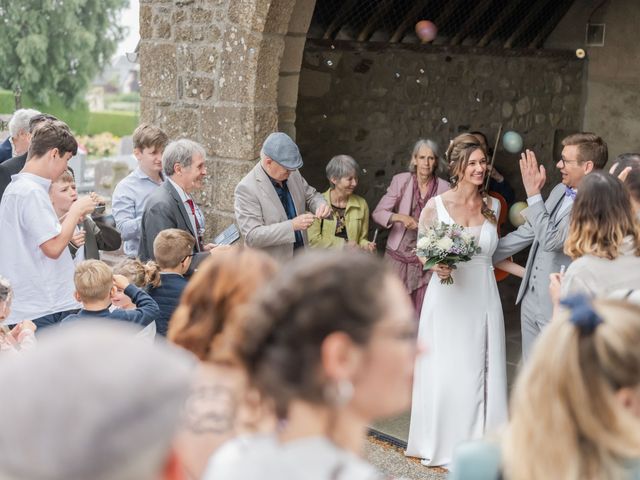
[560,294,603,335]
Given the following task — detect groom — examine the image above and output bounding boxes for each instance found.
[493,133,607,360]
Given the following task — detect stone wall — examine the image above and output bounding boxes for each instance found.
[296,41,585,216]
[546,0,640,160]
[138,0,315,237]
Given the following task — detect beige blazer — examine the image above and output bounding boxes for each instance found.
[561,237,640,298]
[234,163,327,262]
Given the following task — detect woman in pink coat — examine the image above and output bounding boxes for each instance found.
[372,139,449,316]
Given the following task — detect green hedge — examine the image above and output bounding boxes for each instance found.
[86,111,138,137]
[0,90,138,136]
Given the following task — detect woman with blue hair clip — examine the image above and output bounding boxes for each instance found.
[450,295,640,480]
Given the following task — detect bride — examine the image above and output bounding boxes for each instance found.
[405,133,523,467]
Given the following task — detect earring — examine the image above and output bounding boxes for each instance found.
[324,379,354,407]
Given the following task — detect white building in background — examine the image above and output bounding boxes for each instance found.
[87,55,140,111]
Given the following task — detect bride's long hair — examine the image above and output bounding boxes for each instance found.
[445,133,496,223]
[503,299,640,480]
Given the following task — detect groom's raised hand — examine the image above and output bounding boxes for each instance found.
[519,149,546,198]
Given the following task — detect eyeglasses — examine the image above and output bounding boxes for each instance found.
[559,156,581,167]
[181,253,196,263]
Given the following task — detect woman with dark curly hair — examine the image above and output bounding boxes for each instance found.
[203,250,419,479]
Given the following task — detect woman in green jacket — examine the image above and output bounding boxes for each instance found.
[308,155,376,252]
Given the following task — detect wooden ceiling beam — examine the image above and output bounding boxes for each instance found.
[433,0,465,33]
[527,0,573,48]
[322,0,360,40]
[450,0,495,46]
[390,0,432,43]
[357,0,395,42]
[504,0,552,48]
[477,0,524,47]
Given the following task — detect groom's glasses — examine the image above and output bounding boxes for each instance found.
[558,156,581,167]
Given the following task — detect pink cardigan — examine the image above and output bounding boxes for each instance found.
[372,172,450,252]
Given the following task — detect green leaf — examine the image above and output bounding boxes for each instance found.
[423,257,441,271]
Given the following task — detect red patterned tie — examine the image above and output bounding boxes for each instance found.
[186,198,203,251]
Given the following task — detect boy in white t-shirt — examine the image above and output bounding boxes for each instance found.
[0,121,97,328]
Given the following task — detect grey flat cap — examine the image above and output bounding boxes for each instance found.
[262,132,303,170]
[0,321,196,480]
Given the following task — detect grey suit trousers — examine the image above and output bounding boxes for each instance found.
[520,283,548,361]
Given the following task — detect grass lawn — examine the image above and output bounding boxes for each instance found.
[0,90,138,136]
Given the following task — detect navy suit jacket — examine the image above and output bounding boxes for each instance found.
[148,273,187,336]
[0,153,27,203]
[0,137,12,164]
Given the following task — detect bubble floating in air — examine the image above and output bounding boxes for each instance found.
[395,72,400,78]
[322,114,327,119]
[441,117,448,124]
[330,44,336,50]
[326,60,333,66]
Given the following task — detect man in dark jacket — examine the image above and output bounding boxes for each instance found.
[0,113,59,202]
[0,108,41,163]
[139,139,216,260]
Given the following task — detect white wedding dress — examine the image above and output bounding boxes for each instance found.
[405,195,508,467]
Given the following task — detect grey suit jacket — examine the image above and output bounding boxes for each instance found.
[493,183,572,319]
[234,163,327,263]
[69,217,122,260]
[139,180,198,261]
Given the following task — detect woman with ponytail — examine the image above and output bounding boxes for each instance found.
[452,296,640,480]
[406,133,522,468]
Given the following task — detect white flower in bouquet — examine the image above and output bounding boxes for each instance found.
[414,221,481,285]
[436,237,454,252]
[416,236,432,250]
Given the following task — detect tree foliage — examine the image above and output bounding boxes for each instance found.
[0,0,128,106]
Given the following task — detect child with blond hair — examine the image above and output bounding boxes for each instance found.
[63,260,159,326]
[0,276,36,353]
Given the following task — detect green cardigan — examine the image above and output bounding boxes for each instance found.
[308,190,370,249]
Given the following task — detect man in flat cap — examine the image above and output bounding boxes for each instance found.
[234,132,330,262]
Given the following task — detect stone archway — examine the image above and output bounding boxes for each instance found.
[139,0,316,234]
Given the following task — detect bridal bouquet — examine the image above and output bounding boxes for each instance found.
[415,221,481,285]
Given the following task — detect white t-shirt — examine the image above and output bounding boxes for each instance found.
[0,173,80,324]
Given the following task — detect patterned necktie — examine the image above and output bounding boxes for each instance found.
[564,186,577,199]
[185,198,203,251]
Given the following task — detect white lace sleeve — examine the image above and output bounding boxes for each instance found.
[418,197,439,236]
[490,196,501,220]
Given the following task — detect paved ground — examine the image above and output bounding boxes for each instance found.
[365,437,447,479]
